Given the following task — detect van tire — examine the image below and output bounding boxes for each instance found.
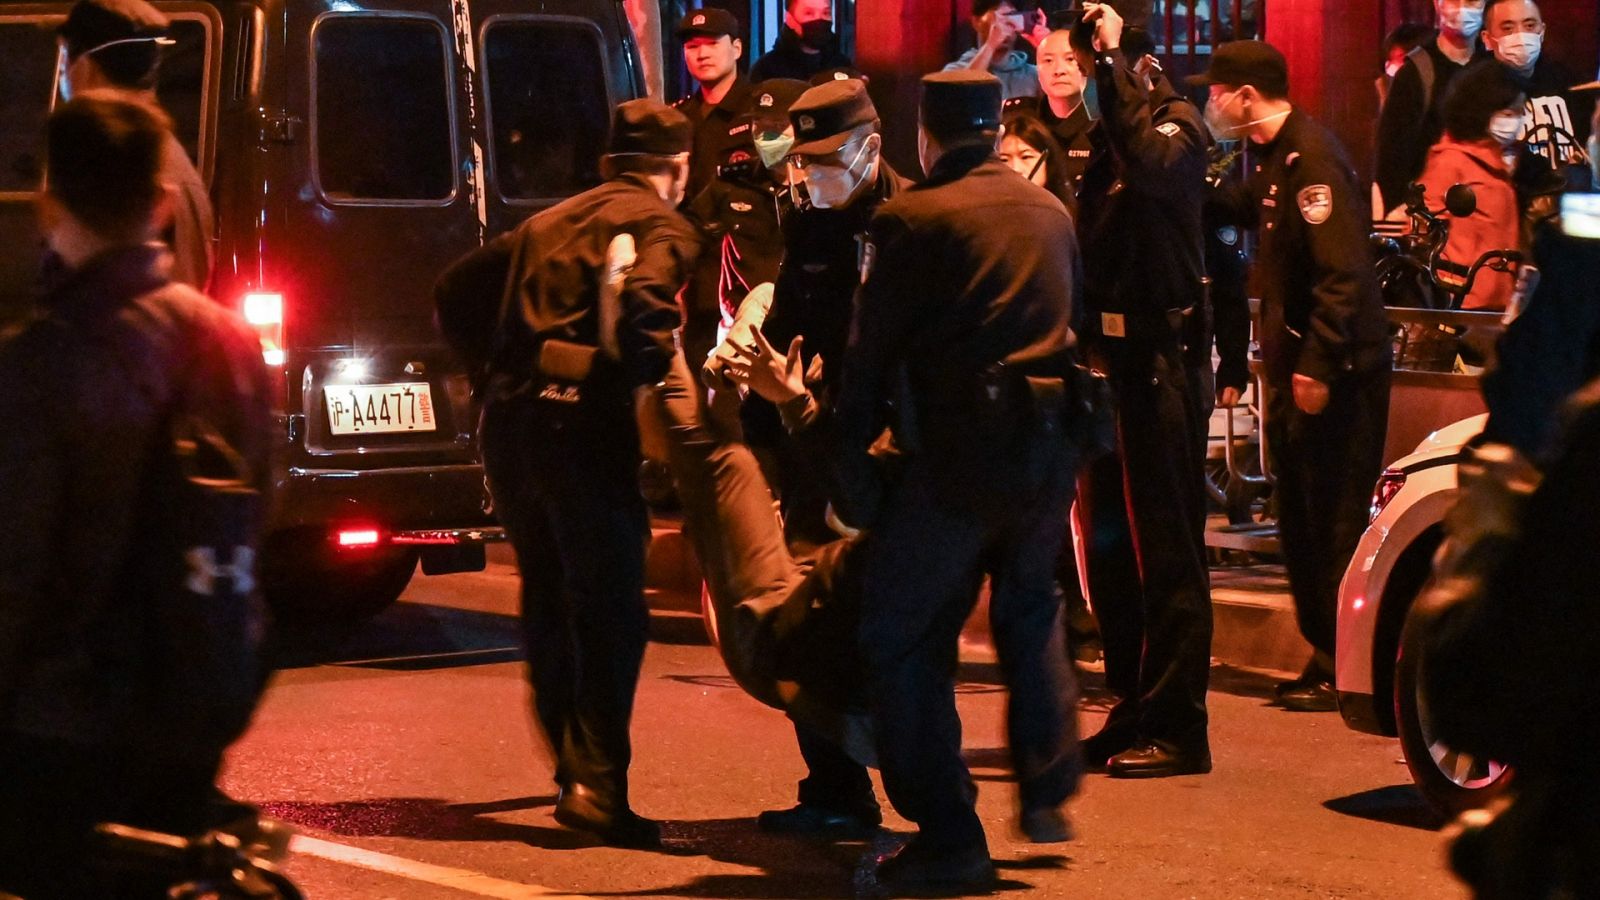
[1394,606,1513,816]
[261,529,418,624]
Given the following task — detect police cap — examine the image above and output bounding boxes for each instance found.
[788,78,880,156]
[607,99,693,157]
[809,67,866,87]
[747,78,810,132]
[58,0,170,60]
[676,7,740,41]
[1186,39,1289,97]
[919,70,1002,140]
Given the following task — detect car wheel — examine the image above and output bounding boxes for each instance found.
[1394,610,1513,816]
[261,528,419,624]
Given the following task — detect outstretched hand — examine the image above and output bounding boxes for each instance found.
[724,330,809,405]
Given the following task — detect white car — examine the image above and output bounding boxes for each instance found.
[1334,414,1511,814]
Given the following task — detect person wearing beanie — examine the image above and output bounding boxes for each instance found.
[434,98,700,850]
[832,67,1083,891]
[56,0,214,290]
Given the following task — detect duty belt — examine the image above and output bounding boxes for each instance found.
[1095,306,1192,342]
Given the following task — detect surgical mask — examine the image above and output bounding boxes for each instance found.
[1204,89,1243,142]
[799,19,834,49]
[802,137,874,208]
[1492,31,1542,73]
[1440,5,1483,39]
[1489,112,1525,147]
[754,131,795,169]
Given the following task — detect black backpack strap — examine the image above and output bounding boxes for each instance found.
[1408,45,1436,114]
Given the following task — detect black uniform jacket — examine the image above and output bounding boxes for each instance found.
[0,244,272,754]
[832,150,1078,521]
[1229,110,1390,386]
[684,162,792,322]
[1077,50,1208,344]
[749,28,852,83]
[492,174,700,397]
[675,77,757,202]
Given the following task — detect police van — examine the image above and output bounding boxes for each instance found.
[0,0,645,618]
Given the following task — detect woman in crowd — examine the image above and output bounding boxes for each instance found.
[999,112,1078,211]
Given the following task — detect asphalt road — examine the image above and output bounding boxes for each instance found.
[223,565,1465,899]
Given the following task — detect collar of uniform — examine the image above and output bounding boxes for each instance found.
[925,144,994,184]
[46,242,171,317]
[1257,107,1303,160]
[612,171,678,211]
[710,76,755,117]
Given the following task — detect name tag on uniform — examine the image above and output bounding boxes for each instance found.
[1100,312,1127,338]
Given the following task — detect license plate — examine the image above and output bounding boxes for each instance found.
[324,382,437,435]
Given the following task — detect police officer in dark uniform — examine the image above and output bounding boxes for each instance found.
[452,99,700,848]
[1003,26,1108,208]
[717,76,910,839]
[834,69,1082,891]
[673,8,755,202]
[684,78,808,400]
[1195,41,1392,712]
[1066,2,1214,778]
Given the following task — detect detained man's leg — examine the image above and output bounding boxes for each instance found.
[756,718,881,836]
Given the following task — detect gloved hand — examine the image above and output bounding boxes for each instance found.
[701,282,775,389]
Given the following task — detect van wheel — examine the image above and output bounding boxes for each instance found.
[1394,610,1513,816]
[262,529,418,624]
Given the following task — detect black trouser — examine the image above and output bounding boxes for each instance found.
[1268,367,1391,662]
[0,732,223,899]
[861,423,1081,852]
[794,719,878,818]
[481,392,651,809]
[1079,340,1213,750]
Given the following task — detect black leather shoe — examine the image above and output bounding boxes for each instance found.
[1108,741,1212,778]
[874,837,995,893]
[1278,679,1338,712]
[1018,806,1074,843]
[1081,725,1137,769]
[554,784,662,848]
[756,803,880,839]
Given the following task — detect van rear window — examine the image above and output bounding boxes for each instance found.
[314,16,454,203]
[0,20,58,193]
[483,19,609,202]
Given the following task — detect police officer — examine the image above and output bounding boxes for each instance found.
[674,8,755,201]
[1195,41,1392,712]
[725,76,910,839]
[1003,27,1108,207]
[1068,2,1215,778]
[834,69,1082,890]
[452,99,700,847]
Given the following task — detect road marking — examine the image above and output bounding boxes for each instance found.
[291,835,594,899]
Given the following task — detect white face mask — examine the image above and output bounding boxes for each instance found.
[1440,5,1484,39]
[802,136,875,209]
[1489,112,1525,147]
[1203,88,1243,142]
[1492,31,1542,72]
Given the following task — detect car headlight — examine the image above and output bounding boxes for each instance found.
[1369,469,1406,523]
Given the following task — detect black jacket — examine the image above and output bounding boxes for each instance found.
[1376,37,1482,212]
[1078,50,1209,343]
[490,174,700,399]
[833,150,1078,522]
[749,27,852,83]
[0,244,272,755]
[1228,110,1391,386]
[684,161,792,322]
[1511,55,1596,169]
[675,78,757,203]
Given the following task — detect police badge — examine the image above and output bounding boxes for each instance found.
[1298,184,1333,225]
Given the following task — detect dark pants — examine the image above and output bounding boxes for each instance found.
[0,732,222,899]
[794,719,878,818]
[481,394,651,809]
[1080,341,1213,750]
[1268,367,1392,661]
[861,425,1081,852]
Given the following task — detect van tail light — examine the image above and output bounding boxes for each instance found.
[1369,469,1406,523]
[336,527,384,549]
[241,292,285,368]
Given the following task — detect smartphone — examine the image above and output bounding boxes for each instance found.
[1561,192,1600,240]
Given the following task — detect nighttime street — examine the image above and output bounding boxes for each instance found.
[223,558,1461,900]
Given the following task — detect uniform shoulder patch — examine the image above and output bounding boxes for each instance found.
[1216,225,1239,246]
[1297,184,1333,225]
[1156,121,1182,138]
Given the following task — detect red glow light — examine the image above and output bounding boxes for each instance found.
[337,528,382,548]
